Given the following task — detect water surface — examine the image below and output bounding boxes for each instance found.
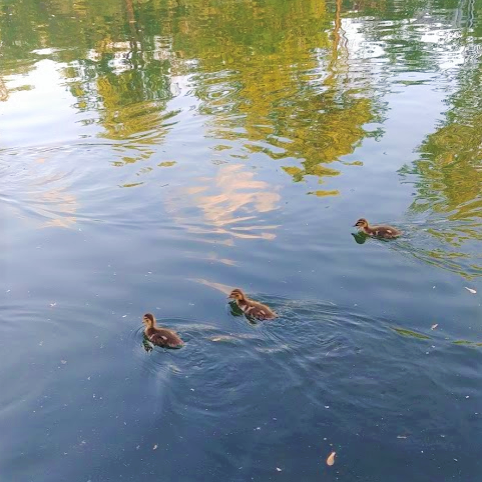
[1,0,482,480]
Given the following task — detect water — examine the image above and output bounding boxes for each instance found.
[1,0,482,480]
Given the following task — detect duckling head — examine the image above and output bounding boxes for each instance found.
[354,218,369,229]
[228,288,246,301]
[143,313,156,328]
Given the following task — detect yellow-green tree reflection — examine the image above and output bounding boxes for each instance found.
[171,0,379,190]
[402,45,482,278]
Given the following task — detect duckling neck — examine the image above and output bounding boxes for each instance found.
[238,297,249,307]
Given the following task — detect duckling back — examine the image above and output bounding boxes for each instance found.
[371,225,402,239]
[146,327,184,349]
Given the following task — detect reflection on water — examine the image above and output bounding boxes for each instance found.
[1,0,482,481]
[399,15,482,278]
[0,78,8,101]
[0,153,78,229]
[0,0,382,185]
[191,0,379,187]
[166,164,280,242]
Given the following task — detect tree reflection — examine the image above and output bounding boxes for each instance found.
[3,0,479,205]
[173,0,379,189]
[0,0,383,186]
[400,13,482,278]
[0,78,8,102]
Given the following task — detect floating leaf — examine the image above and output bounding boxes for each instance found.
[210,335,238,343]
[465,287,477,294]
[431,324,438,330]
[326,451,336,466]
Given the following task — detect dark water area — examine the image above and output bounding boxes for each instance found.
[1,0,482,480]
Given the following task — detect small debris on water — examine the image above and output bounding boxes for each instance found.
[60,360,67,365]
[324,405,330,409]
[50,302,57,307]
[326,451,336,466]
[153,444,158,450]
[276,467,282,472]
[465,287,477,294]
[466,396,470,399]
[431,324,438,330]
[397,435,408,439]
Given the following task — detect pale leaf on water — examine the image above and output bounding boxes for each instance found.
[326,451,336,466]
[431,324,438,330]
[465,287,477,294]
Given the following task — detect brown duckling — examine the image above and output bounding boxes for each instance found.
[143,313,184,349]
[228,288,276,321]
[354,218,402,239]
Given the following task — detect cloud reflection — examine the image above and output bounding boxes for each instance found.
[166,164,280,242]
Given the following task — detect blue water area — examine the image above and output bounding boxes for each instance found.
[1,0,482,480]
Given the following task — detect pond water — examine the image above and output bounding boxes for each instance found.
[1,0,482,480]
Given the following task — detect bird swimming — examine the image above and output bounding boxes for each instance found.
[142,313,184,349]
[228,288,276,321]
[354,218,402,239]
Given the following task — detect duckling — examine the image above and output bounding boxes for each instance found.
[354,218,402,239]
[142,313,183,349]
[228,288,276,321]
